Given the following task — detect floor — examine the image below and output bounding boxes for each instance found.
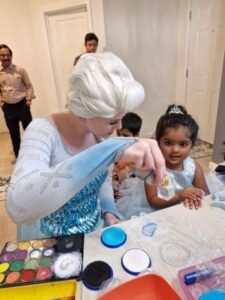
[0,132,212,251]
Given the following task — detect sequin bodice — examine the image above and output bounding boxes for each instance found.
[40,171,107,236]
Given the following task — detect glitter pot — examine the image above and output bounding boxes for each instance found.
[25,258,39,269]
[10,260,24,272]
[42,247,55,257]
[43,238,57,247]
[18,241,31,250]
[21,269,35,282]
[32,240,44,248]
[121,248,151,275]
[29,249,42,259]
[101,227,127,248]
[82,261,113,291]
[37,267,52,281]
[5,272,20,284]
[0,252,14,262]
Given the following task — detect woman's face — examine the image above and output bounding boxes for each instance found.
[85,115,122,138]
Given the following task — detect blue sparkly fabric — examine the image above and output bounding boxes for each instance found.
[40,171,107,236]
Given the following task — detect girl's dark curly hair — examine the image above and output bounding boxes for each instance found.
[155,104,199,145]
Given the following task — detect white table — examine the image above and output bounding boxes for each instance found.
[80,195,225,299]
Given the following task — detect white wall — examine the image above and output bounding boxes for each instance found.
[103,0,179,137]
[0,0,105,132]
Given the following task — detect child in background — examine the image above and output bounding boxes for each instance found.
[145,104,209,210]
[112,112,142,199]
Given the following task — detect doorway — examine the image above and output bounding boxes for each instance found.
[184,0,225,144]
[44,3,92,110]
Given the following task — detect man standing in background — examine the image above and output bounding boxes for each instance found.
[0,44,35,163]
[73,32,99,66]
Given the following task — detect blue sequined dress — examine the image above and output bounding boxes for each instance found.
[7,118,135,240]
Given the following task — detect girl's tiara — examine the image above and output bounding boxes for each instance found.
[168,105,184,114]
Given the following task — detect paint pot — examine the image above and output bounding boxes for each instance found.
[10,260,24,272]
[121,248,151,275]
[0,252,14,262]
[5,272,20,284]
[39,256,52,268]
[29,249,42,259]
[18,241,31,250]
[42,247,55,257]
[43,238,57,247]
[37,267,52,281]
[32,240,44,249]
[25,258,39,269]
[101,227,127,248]
[21,269,35,282]
[6,243,17,252]
[0,262,10,273]
[53,252,82,279]
[82,261,113,291]
[14,250,27,261]
[0,273,5,284]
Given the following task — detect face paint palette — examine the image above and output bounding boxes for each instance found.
[0,234,84,288]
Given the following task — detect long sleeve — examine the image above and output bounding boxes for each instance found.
[6,119,135,224]
[98,175,120,217]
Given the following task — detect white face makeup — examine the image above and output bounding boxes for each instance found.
[85,115,122,138]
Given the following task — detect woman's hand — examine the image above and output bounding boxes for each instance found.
[121,139,165,185]
[104,212,120,226]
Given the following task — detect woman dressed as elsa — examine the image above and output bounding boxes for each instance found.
[6,52,165,239]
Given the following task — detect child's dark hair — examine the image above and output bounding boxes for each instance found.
[85,32,99,44]
[155,104,199,145]
[121,112,142,136]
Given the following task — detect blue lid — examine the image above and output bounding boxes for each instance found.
[121,248,151,275]
[101,227,127,248]
[199,290,225,300]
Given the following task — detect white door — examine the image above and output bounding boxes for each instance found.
[46,6,91,110]
[185,0,225,143]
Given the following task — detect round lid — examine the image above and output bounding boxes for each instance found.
[101,227,127,248]
[82,261,113,291]
[199,290,225,300]
[121,248,151,275]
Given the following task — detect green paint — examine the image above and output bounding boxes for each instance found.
[10,260,24,272]
[25,258,39,269]
[39,256,52,267]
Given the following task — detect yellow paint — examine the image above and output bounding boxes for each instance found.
[0,279,77,300]
[18,241,31,250]
[0,262,10,273]
[0,273,5,283]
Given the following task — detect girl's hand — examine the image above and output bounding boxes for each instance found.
[121,139,165,185]
[183,197,202,209]
[179,187,204,209]
[104,212,120,226]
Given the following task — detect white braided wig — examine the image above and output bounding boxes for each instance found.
[67,52,145,118]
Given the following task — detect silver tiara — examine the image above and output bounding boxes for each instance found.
[169,105,184,114]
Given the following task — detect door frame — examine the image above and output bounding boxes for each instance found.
[42,0,93,111]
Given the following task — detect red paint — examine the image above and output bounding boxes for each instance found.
[37,267,52,280]
[21,269,35,282]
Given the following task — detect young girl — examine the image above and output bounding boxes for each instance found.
[145,104,209,210]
